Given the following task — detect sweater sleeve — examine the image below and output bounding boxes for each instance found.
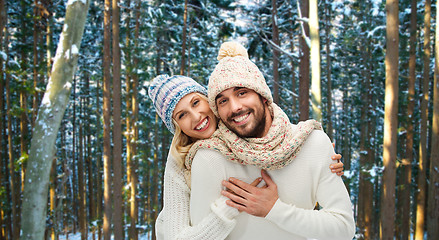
[265,131,356,240]
[157,152,239,240]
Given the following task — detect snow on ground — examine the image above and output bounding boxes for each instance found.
[59,233,150,240]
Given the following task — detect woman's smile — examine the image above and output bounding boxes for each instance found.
[173,93,217,140]
[195,117,210,131]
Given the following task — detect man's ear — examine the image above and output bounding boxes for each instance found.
[263,98,269,106]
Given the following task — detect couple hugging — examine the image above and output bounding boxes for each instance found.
[148,41,355,240]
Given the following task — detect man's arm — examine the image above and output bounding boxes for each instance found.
[221,169,278,217]
[221,131,355,239]
[264,131,355,239]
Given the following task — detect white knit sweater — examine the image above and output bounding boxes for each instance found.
[155,150,240,240]
[190,130,356,240]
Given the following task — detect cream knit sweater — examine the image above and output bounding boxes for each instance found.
[190,130,356,240]
[155,149,240,240]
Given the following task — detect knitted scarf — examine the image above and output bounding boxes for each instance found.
[184,104,322,171]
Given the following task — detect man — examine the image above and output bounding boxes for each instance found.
[188,42,355,240]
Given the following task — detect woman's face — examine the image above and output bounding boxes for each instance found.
[173,93,217,140]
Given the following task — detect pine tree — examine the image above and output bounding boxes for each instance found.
[427,2,439,237]
[416,1,431,238]
[380,0,399,238]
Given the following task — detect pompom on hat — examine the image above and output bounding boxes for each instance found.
[208,41,273,116]
[148,75,207,133]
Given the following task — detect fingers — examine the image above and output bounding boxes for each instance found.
[230,177,258,192]
[225,199,246,212]
[330,162,344,174]
[222,189,246,206]
[221,177,262,204]
[331,154,342,162]
[250,177,262,187]
[330,162,343,169]
[222,172,280,217]
[261,170,275,187]
[222,179,252,199]
[333,162,344,168]
[332,142,335,148]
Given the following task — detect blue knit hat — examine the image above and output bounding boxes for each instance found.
[148,75,208,133]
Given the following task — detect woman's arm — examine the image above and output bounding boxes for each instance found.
[157,153,239,240]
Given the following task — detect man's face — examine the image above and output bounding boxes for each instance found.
[215,87,267,138]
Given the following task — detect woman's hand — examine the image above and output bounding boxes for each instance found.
[221,170,278,217]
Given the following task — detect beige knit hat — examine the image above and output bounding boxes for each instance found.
[208,41,273,116]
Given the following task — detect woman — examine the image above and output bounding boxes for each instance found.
[148,75,344,239]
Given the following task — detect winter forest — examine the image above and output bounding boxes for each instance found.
[0,0,439,239]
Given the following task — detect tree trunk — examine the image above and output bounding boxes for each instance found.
[342,89,350,193]
[380,0,399,238]
[6,19,15,240]
[19,1,90,239]
[324,0,333,140]
[141,130,151,227]
[180,0,188,75]
[112,0,123,238]
[400,1,416,239]
[0,55,3,240]
[427,3,439,237]
[272,0,279,104]
[187,22,192,76]
[46,0,53,82]
[85,76,95,233]
[125,12,133,240]
[416,1,430,238]
[145,162,151,239]
[288,9,296,117]
[0,1,6,237]
[103,0,112,237]
[49,156,57,240]
[0,0,5,33]
[17,1,29,237]
[95,77,103,240]
[125,1,134,237]
[130,73,139,240]
[160,125,168,212]
[364,11,375,238]
[47,4,55,235]
[126,1,140,237]
[309,0,321,121]
[132,0,141,236]
[6,55,13,240]
[152,28,162,240]
[71,72,78,234]
[3,28,12,240]
[32,0,40,126]
[358,20,372,237]
[299,0,309,121]
[151,114,160,240]
[60,123,68,239]
[78,99,87,240]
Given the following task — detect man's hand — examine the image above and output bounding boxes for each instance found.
[221,170,278,217]
[331,143,344,176]
[330,154,344,176]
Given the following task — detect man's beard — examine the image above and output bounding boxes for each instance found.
[224,104,267,138]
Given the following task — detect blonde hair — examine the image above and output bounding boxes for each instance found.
[169,93,210,169]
